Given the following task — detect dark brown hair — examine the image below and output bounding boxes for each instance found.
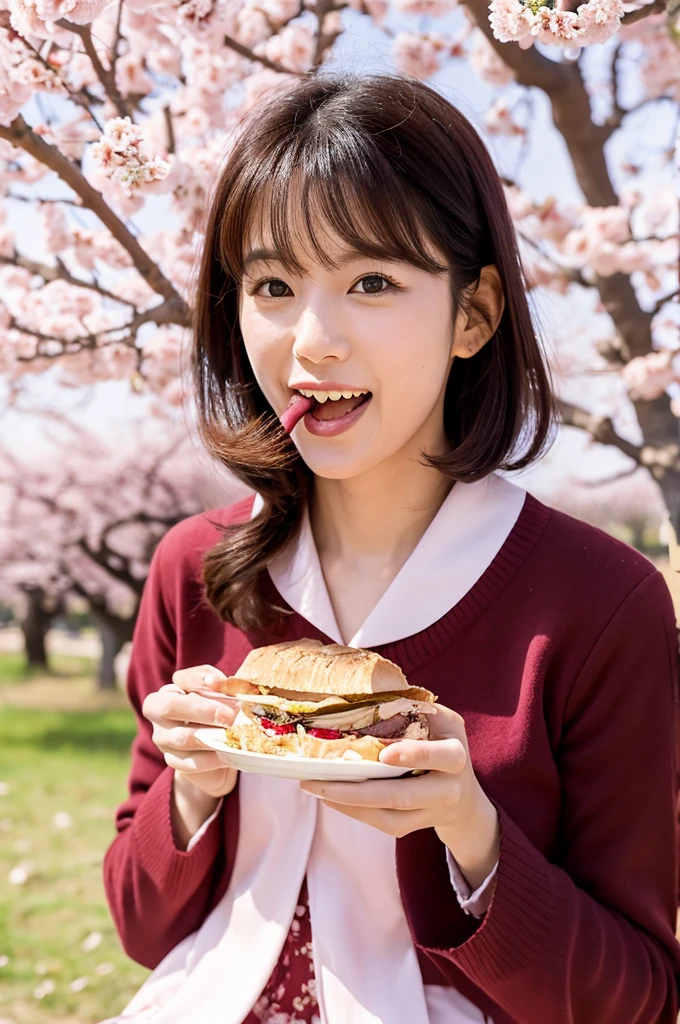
[192,72,556,631]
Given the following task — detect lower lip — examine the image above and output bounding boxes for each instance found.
[303,396,372,437]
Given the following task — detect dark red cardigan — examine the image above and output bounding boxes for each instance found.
[103,493,680,1023]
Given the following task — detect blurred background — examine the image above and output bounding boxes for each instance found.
[0,1,678,1020]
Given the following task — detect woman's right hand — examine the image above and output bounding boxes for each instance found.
[142,664,239,800]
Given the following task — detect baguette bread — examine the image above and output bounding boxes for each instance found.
[218,639,436,763]
[235,638,413,698]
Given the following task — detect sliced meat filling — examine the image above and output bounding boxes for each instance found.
[358,711,430,740]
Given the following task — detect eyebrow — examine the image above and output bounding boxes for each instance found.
[243,247,384,272]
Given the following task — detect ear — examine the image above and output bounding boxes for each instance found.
[451,265,505,360]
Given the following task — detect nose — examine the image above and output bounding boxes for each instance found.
[292,306,350,366]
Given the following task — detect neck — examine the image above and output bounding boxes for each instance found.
[309,454,453,569]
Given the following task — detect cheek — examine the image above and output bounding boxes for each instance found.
[240,309,287,401]
[369,303,453,414]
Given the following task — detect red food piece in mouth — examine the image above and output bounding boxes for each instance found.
[261,718,296,734]
[280,394,315,433]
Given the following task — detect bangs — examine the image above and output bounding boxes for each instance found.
[219,129,449,281]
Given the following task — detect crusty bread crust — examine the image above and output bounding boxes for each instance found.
[236,638,409,697]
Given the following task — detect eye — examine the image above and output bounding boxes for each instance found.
[351,274,399,295]
[254,278,292,299]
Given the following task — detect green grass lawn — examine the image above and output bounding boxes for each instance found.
[0,651,97,686]
[0,655,150,1023]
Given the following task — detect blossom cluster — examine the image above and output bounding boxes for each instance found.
[91,117,171,197]
[505,184,678,295]
[488,0,625,49]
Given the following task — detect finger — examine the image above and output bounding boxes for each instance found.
[424,704,466,741]
[171,665,229,692]
[300,772,460,812]
[152,692,237,728]
[154,721,229,752]
[163,749,229,773]
[318,801,433,838]
[378,736,467,774]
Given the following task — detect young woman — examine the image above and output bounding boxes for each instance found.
[103,73,680,1024]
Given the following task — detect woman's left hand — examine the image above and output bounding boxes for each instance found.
[299,704,500,889]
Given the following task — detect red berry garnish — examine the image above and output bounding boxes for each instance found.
[260,718,295,734]
[308,728,343,740]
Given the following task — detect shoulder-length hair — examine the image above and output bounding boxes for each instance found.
[192,72,556,632]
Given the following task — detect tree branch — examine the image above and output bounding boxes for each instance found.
[55,20,131,118]
[621,0,667,23]
[0,251,137,308]
[0,114,190,319]
[559,399,643,463]
[11,296,184,362]
[559,399,680,477]
[162,104,176,155]
[222,33,300,74]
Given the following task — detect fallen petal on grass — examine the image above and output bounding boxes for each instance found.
[52,811,74,831]
[12,839,32,854]
[95,961,115,976]
[82,930,103,952]
[33,979,55,999]
[0,818,13,832]
[0,782,9,796]
[0,955,9,967]
[8,861,33,886]
[69,976,89,993]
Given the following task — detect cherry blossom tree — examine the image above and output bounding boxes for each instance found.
[0,424,246,685]
[0,0,677,529]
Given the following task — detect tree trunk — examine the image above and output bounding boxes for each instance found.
[21,587,53,668]
[94,610,135,692]
[97,621,127,691]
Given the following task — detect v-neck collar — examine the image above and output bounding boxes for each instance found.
[252,474,527,648]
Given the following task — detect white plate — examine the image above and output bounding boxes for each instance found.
[194,728,411,782]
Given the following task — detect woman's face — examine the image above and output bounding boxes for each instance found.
[239,221,474,482]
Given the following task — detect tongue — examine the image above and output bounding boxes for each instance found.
[312,394,367,421]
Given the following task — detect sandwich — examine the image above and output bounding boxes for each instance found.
[215,638,437,762]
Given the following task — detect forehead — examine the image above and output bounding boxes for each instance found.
[241,189,446,279]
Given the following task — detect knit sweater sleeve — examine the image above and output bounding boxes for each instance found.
[408,569,680,1022]
[102,529,233,970]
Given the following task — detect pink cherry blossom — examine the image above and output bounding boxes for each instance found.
[236,4,271,46]
[483,97,526,138]
[40,202,71,253]
[488,0,535,45]
[91,116,171,196]
[393,32,441,80]
[115,53,155,96]
[621,351,677,401]
[265,24,315,72]
[393,0,457,15]
[259,0,301,24]
[576,0,624,45]
[470,32,515,87]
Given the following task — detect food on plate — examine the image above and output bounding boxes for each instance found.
[213,639,437,762]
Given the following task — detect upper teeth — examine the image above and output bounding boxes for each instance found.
[298,389,368,403]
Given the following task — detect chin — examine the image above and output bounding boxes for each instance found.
[296,446,389,481]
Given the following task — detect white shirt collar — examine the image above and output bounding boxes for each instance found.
[252,473,526,648]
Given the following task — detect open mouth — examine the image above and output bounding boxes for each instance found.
[297,389,372,422]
